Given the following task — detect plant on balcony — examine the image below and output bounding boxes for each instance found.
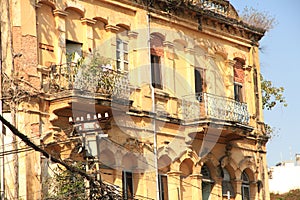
[73,52,129,97]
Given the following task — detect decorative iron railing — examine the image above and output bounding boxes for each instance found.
[41,63,130,100]
[181,92,250,124]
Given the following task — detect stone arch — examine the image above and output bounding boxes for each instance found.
[219,156,238,187]
[99,149,116,167]
[158,146,177,163]
[201,152,219,168]
[240,168,257,200]
[64,1,85,17]
[158,155,172,173]
[238,157,257,182]
[200,153,220,179]
[241,168,256,182]
[180,158,194,178]
[219,155,239,172]
[122,153,138,171]
[223,164,236,180]
[178,148,200,166]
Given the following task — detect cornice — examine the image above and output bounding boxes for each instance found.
[127,0,265,45]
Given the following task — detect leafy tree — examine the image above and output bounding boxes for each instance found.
[239,6,286,137]
[261,74,287,110]
[45,162,86,200]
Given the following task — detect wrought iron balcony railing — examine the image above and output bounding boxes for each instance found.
[41,63,130,100]
[181,92,250,124]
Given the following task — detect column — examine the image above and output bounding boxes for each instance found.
[163,41,175,94]
[167,171,182,200]
[185,48,196,95]
[104,25,120,67]
[81,18,97,57]
[190,173,202,200]
[213,177,223,199]
[128,30,138,72]
[235,179,243,200]
[53,10,68,64]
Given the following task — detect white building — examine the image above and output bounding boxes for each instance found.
[269,155,300,194]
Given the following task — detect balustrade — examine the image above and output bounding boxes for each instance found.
[182,92,250,124]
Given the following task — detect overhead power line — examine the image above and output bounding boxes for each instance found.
[0,114,122,199]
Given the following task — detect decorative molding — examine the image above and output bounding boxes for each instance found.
[53,9,68,17]
[128,31,139,39]
[163,41,174,48]
[36,0,56,8]
[81,18,97,25]
[105,24,120,33]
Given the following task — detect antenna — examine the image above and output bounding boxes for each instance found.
[289,146,293,161]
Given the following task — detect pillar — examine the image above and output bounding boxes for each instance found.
[190,173,202,200]
[104,25,120,67]
[53,10,68,64]
[167,171,182,200]
[235,179,243,200]
[81,18,96,57]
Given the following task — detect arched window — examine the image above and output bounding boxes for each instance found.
[222,168,235,198]
[241,170,250,200]
[201,164,214,200]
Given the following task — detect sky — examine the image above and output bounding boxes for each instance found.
[230,0,300,167]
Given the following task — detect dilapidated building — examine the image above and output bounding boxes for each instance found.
[0,0,270,199]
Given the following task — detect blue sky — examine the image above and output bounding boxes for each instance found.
[230,0,300,167]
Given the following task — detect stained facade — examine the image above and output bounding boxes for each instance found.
[1,0,270,199]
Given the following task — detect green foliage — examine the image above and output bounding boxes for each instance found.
[45,162,87,200]
[240,6,277,31]
[261,74,287,110]
[270,189,300,200]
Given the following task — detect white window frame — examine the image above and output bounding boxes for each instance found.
[116,39,129,72]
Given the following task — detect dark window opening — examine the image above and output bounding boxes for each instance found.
[151,54,162,89]
[234,83,243,102]
[222,168,235,197]
[158,174,168,200]
[201,164,214,200]
[194,68,205,101]
[241,171,250,200]
[66,40,82,63]
[122,171,133,200]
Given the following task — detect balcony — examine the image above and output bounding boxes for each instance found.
[40,63,131,101]
[181,92,250,125]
